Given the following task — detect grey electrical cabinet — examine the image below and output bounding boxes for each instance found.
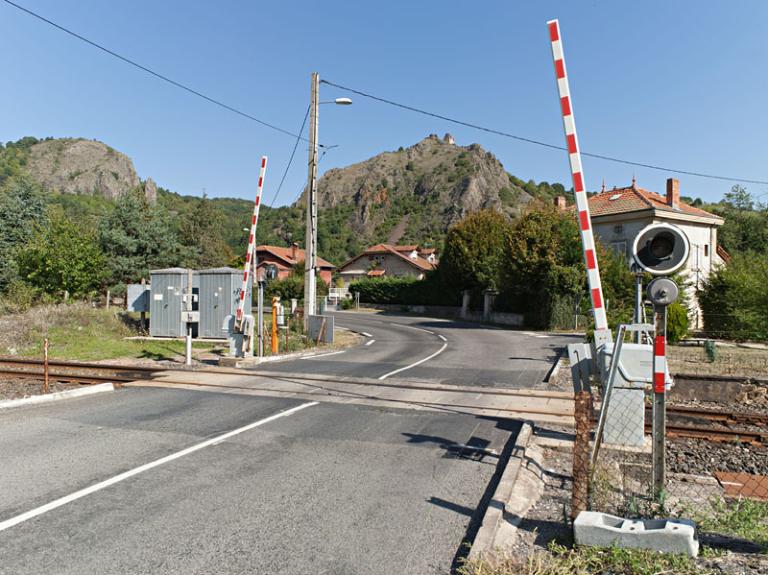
[149,268,199,337]
[198,267,251,339]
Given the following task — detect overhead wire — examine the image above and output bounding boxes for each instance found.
[1,0,319,145]
[321,79,768,186]
[269,106,310,208]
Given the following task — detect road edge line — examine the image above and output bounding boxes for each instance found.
[0,383,115,411]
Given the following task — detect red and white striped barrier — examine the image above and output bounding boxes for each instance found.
[235,156,268,331]
[547,20,608,332]
[653,333,666,393]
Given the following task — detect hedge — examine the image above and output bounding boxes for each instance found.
[348,274,459,306]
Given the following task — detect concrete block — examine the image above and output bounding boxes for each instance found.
[574,511,699,556]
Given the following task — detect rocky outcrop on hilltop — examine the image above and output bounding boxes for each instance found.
[304,133,532,244]
[26,138,151,201]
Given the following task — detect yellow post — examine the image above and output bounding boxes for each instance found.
[271,296,279,354]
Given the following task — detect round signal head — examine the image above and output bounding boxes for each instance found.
[632,223,690,276]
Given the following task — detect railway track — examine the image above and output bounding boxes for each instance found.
[0,357,163,385]
[0,357,765,443]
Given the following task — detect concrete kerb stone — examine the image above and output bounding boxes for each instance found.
[0,382,115,411]
[469,421,545,561]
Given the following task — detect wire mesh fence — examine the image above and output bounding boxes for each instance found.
[572,370,768,553]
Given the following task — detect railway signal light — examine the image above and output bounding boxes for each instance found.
[632,223,690,276]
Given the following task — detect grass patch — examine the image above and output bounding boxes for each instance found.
[14,304,217,362]
[460,543,712,575]
[690,498,768,552]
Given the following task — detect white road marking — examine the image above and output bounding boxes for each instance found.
[0,401,318,533]
[437,334,447,342]
[365,339,376,346]
[390,323,435,335]
[300,350,346,359]
[521,331,549,339]
[360,332,373,337]
[378,343,448,380]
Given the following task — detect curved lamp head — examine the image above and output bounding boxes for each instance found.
[334,97,353,105]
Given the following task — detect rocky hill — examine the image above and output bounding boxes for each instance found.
[2,137,156,202]
[310,133,533,245]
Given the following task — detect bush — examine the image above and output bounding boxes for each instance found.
[264,276,303,301]
[666,302,689,343]
[699,252,768,341]
[349,272,458,306]
[339,297,354,310]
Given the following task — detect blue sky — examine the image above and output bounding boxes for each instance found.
[1,1,766,206]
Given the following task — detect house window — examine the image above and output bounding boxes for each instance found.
[704,244,709,257]
[613,224,623,235]
[610,241,627,258]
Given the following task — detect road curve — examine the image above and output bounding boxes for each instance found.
[260,311,579,389]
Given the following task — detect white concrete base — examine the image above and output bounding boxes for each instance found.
[0,383,115,411]
[574,511,699,556]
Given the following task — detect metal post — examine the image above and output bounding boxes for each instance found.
[106,290,110,310]
[271,296,279,354]
[634,270,644,343]
[257,281,264,358]
[140,277,147,333]
[185,269,193,366]
[43,337,49,394]
[304,72,320,323]
[652,305,668,497]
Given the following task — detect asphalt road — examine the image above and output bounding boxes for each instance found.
[264,311,577,388]
[0,311,571,574]
[0,387,516,575]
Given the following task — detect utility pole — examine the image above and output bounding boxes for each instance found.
[304,72,320,323]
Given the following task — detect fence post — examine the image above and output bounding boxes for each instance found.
[43,338,50,394]
[572,390,592,518]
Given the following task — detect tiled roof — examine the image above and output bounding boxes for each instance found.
[341,243,436,272]
[255,245,335,269]
[419,248,436,255]
[367,269,386,277]
[589,185,721,220]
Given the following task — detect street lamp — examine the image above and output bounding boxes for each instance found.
[304,72,352,322]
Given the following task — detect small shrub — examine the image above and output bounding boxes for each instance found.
[339,297,354,310]
[666,302,690,343]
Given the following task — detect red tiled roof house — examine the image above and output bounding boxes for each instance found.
[255,244,335,285]
[337,244,437,286]
[559,178,725,326]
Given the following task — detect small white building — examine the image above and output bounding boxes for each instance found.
[337,244,437,286]
[575,178,725,326]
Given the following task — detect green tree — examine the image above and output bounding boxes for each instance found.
[698,252,768,341]
[440,209,513,293]
[712,185,768,255]
[500,207,635,329]
[0,175,47,291]
[17,212,107,297]
[502,207,584,327]
[98,188,182,286]
[179,194,233,268]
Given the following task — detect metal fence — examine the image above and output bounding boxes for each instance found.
[571,338,768,554]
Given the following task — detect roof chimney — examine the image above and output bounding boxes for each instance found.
[291,242,298,261]
[553,196,567,210]
[666,178,680,209]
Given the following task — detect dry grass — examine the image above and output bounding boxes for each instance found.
[460,544,709,575]
[668,344,768,378]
